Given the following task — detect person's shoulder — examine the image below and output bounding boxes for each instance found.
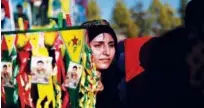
[159,26,187,40]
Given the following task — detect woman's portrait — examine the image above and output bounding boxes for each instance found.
[81,19,123,108]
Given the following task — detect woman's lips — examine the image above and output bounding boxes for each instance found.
[99,58,110,62]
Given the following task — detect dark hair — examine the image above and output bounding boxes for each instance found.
[3,65,7,68]
[81,19,117,44]
[73,66,77,69]
[1,4,5,9]
[16,4,23,9]
[81,19,110,28]
[37,60,44,64]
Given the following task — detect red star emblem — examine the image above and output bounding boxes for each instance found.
[72,36,78,46]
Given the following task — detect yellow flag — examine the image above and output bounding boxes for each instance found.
[61,29,85,63]
[27,33,40,55]
[27,33,40,50]
[32,42,55,108]
[4,34,16,54]
[44,31,57,47]
[16,33,28,49]
[18,18,24,30]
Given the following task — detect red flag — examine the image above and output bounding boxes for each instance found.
[23,41,32,51]
[1,36,8,51]
[66,14,72,26]
[24,21,29,30]
[53,34,63,50]
[1,79,6,105]
[2,0,11,18]
[125,37,152,82]
[62,85,70,108]
[53,35,69,108]
[16,72,33,108]
[17,50,33,108]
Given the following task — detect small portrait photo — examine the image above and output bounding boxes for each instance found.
[11,0,32,29]
[31,57,52,84]
[64,61,83,89]
[1,62,13,87]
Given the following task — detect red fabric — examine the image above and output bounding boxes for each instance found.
[53,35,69,108]
[125,37,152,82]
[14,35,18,47]
[23,41,32,51]
[1,80,6,104]
[62,85,70,108]
[24,21,29,30]
[16,72,27,108]
[1,36,8,51]
[53,34,63,50]
[17,51,33,108]
[2,0,10,18]
[55,49,66,84]
[66,14,72,26]
[60,54,70,108]
[53,35,65,84]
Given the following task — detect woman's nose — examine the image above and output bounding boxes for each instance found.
[102,45,110,56]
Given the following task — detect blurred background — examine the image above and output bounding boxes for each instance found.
[1,0,190,40]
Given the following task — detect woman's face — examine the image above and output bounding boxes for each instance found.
[90,33,115,70]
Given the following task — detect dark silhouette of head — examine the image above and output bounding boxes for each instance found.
[37,60,44,70]
[185,0,204,37]
[3,65,8,72]
[72,66,77,72]
[16,4,23,14]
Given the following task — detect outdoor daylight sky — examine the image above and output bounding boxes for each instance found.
[96,0,180,22]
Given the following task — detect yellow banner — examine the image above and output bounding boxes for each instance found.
[60,29,85,63]
[4,34,16,54]
[27,33,40,50]
[16,33,28,49]
[27,33,40,55]
[31,40,55,108]
[44,31,58,47]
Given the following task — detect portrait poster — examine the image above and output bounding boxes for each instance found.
[1,62,13,87]
[48,0,70,19]
[64,61,83,89]
[11,0,32,29]
[30,56,52,84]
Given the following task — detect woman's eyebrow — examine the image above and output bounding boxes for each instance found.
[108,41,115,44]
[92,41,104,44]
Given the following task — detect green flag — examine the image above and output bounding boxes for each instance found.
[64,49,79,108]
[10,46,19,106]
[1,36,18,107]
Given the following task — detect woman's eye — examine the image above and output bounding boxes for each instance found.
[109,44,114,47]
[94,44,101,48]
